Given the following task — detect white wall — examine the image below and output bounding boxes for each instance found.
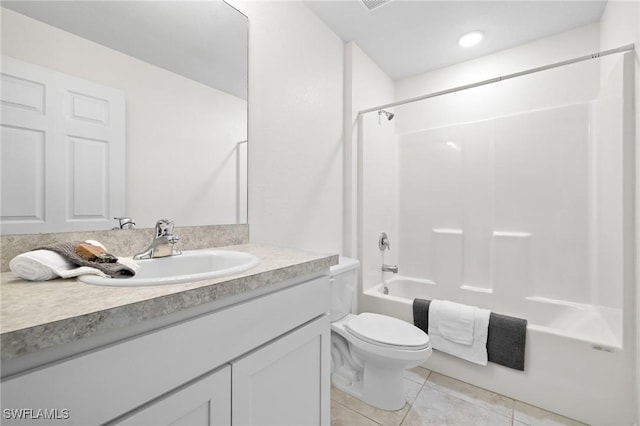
[243,1,344,254]
[344,42,396,303]
[395,22,601,102]
[395,23,601,131]
[1,8,247,229]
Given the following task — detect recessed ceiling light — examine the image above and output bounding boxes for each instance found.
[458,31,484,47]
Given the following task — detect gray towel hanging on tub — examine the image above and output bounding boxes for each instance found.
[412,298,431,332]
[412,298,527,371]
[486,312,527,371]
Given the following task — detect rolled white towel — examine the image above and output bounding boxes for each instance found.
[9,244,111,281]
[9,250,65,281]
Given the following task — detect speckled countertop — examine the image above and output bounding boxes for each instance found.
[1,244,338,361]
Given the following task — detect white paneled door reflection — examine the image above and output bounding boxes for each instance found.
[0,56,125,234]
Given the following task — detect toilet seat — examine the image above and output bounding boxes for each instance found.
[345,312,430,350]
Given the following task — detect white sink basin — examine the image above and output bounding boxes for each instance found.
[78,249,259,287]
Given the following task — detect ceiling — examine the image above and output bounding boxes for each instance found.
[3,1,606,93]
[306,0,607,81]
[2,1,248,99]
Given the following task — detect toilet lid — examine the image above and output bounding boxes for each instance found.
[345,312,430,349]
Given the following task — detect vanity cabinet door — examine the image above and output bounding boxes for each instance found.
[113,365,231,426]
[231,314,330,426]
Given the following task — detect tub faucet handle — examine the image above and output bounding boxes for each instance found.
[379,232,390,251]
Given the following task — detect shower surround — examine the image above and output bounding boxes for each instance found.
[358,51,635,425]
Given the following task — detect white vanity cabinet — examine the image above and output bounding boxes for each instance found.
[1,275,331,426]
[115,365,232,426]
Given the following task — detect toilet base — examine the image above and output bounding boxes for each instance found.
[332,366,407,411]
[363,362,406,410]
[332,365,406,411]
[331,334,407,411]
[330,316,431,412]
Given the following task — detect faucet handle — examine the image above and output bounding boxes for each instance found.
[379,232,390,251]
[155,219,175,237]
[113,217,135,230]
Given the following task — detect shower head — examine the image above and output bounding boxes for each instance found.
[378,110,394,121]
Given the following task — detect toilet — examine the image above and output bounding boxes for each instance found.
[330,257,432,411]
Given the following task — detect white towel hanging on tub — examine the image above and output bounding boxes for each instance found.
[435,300,476,344]
[428,299,491,365]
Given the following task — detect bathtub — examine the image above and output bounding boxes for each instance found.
[360,276,633,425]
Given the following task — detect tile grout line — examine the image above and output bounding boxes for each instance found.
[332,399,384,426]
[398,383,424,425]
[399,370,432,425]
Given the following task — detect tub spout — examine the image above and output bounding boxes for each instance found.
[382,264,398,274]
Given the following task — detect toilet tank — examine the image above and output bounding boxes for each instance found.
[329,257,360,321]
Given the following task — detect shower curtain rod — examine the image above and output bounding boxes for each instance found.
[358,43,635,115]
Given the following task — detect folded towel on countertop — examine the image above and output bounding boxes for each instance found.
[413,298,528,371]
[428,299,491,365]
[10,249,91,281]
[9,241,138,281]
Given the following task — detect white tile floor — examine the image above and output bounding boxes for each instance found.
[331,367,588,426]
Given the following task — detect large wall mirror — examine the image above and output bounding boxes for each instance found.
[1,1,248,234]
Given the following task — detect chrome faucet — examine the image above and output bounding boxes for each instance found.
[382,264,398,274]
[133,219,182,260]
[113,217,136,230]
